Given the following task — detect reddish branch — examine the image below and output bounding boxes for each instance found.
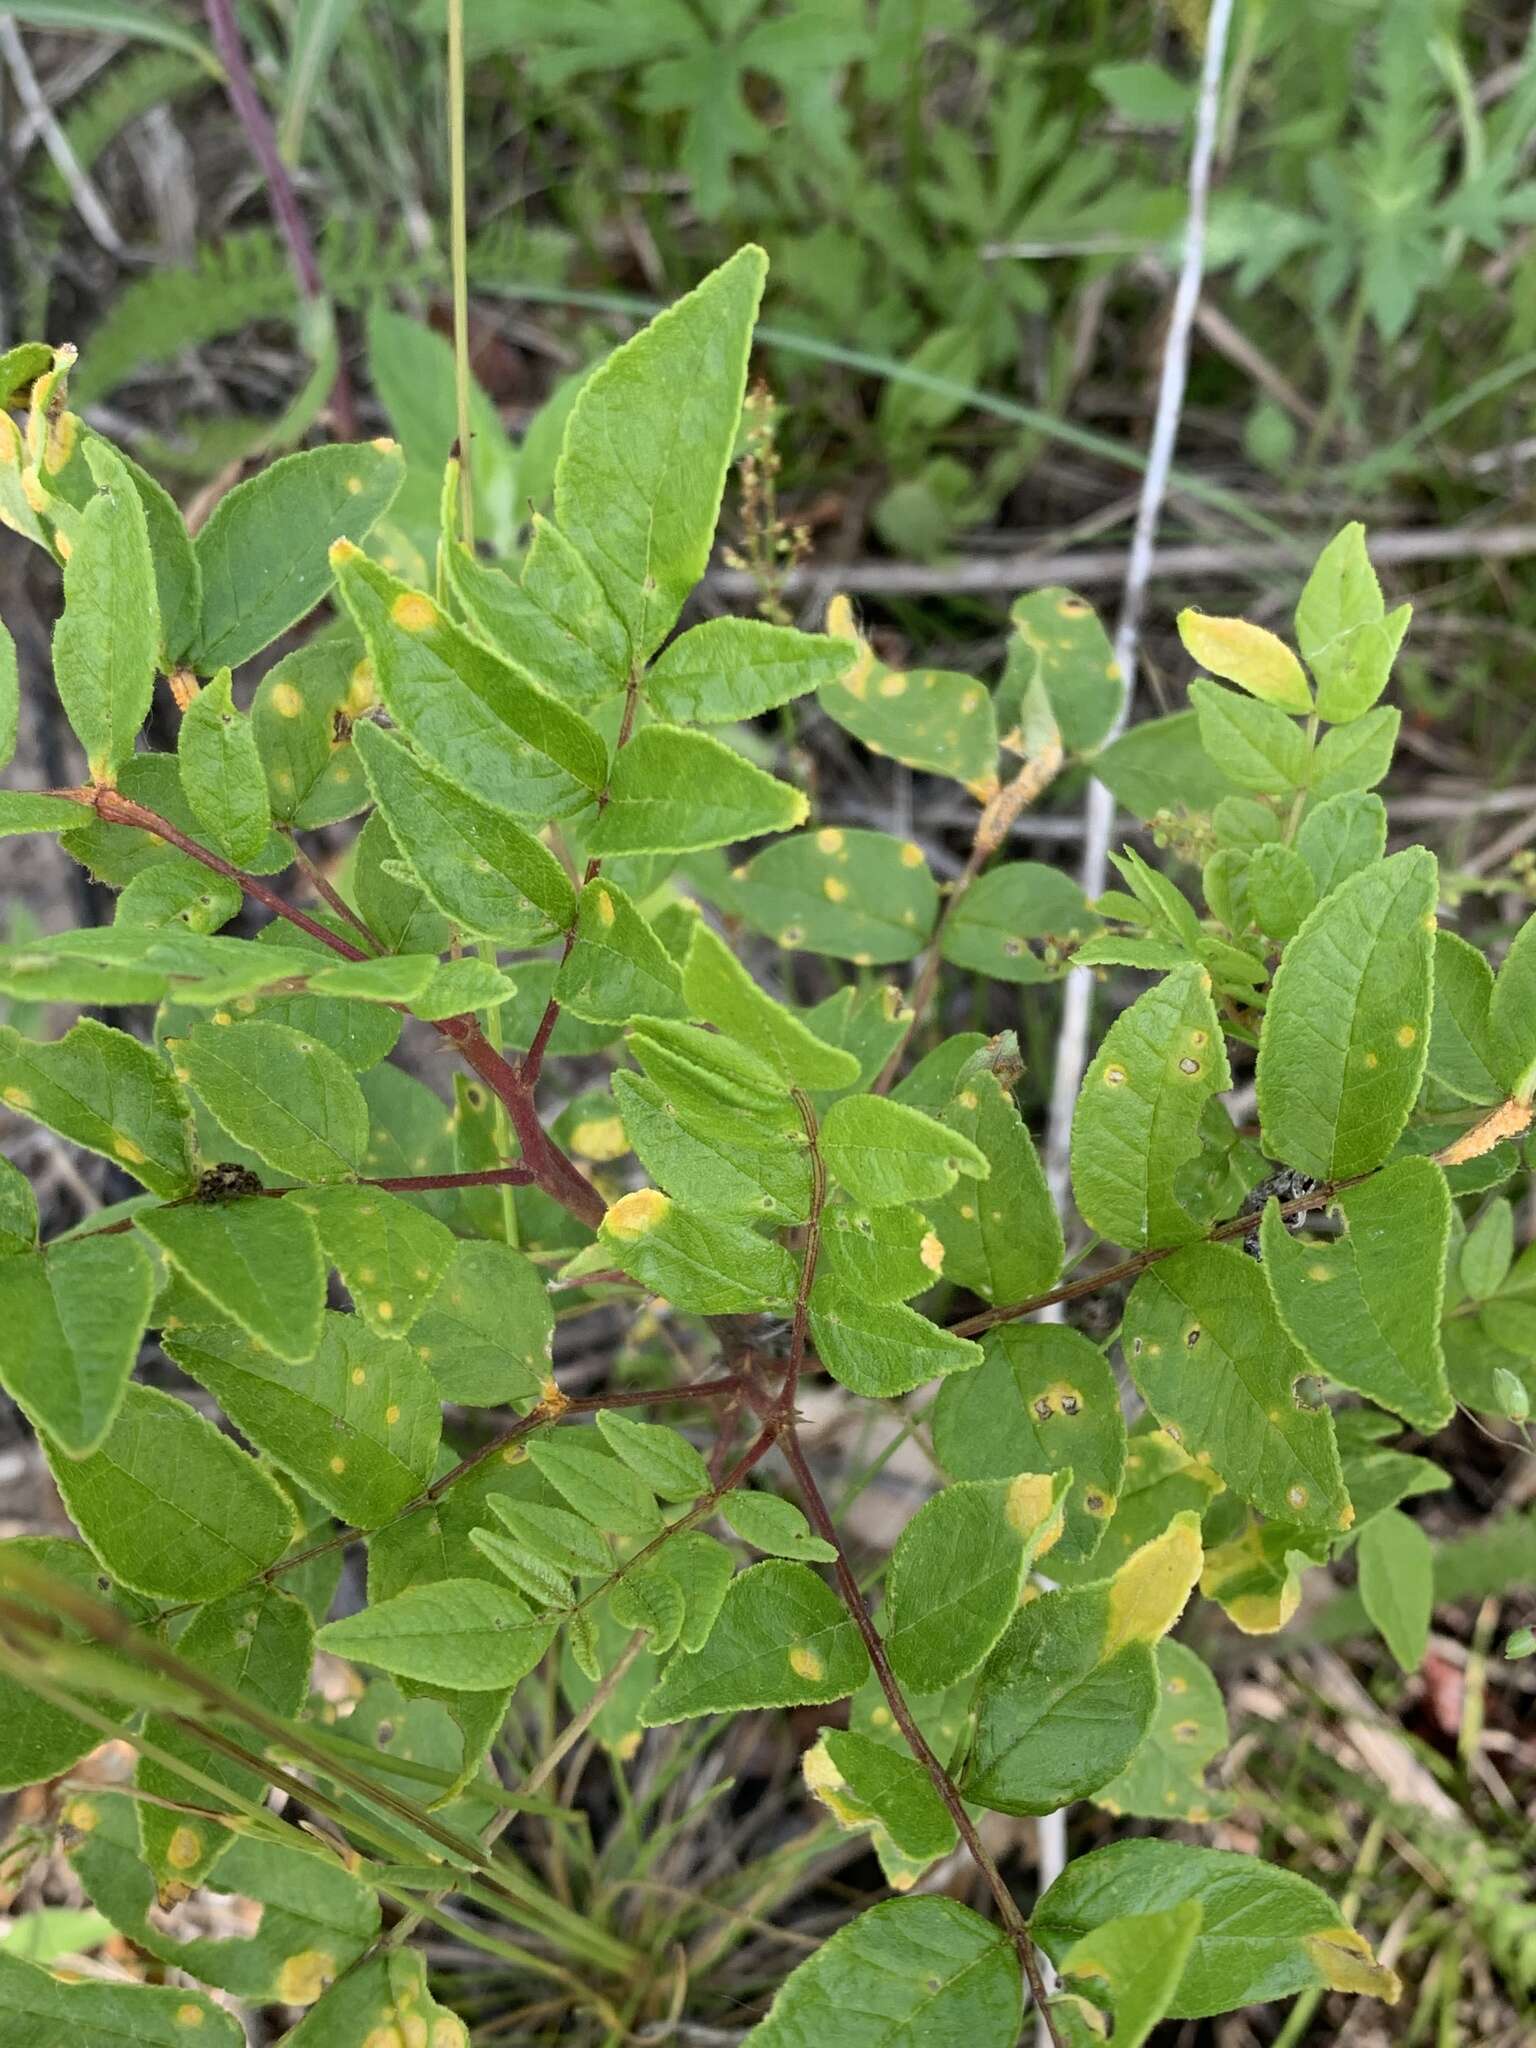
[202,0,357,437]
[779,1428,1065,2044]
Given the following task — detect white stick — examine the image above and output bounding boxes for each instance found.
[0,17,123,256]
[1034,6,1237,2037]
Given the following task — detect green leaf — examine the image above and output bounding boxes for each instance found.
[722,1489,837,1563]
[0,1019,195,1198]
[683,921,859,1087]
[804,1727,957,1866]
[484,1495,610,1577]
[1245,843,1316,941]
[1488,907,1536,1094]
[819,655,998,786]
[528,1432,661,1538]
[939,863,1096,983]
[0,1538,142,1791]
[0,1153,36,1252]
[648,617,850,723]
[0,1234,154,1455]
[1429,932,1502,1104]
[1095,710,1243,821]
[1256,847,1436,1178]
[809,1283,981,1397]
[194,441,405,671]
[177,1016,369,1181]
[962,1514,1202,1814]
[290,1182,456,1339]
[318,1577,554,1690]
[177,666,271,862]
[444,511,627,708]
[279,1950,468,2047]
[1050,1427,1224,1594]
[1461,1196,1514,1299]
[598,1188,797,1314]
[1002,587,1124,753]
[252,640,371,830]
[596,1410,709,1502]
[1035,1838,1400,2017]
[741,1896,1020,2048]
[332,544,606,816]
[614,1070,807,1225]
[138,1194,325,1363]
[245,921,402,1070]
[820,1093,987,1207]
[1092,1639,1229,1823]
[99,434,200,672]
[1259,1160,1453,1432]
[352,718,574,938]
[1069,964,1232,1248]
[1124,1244,1351,1531]
[1308,706,1399,798]
[409,1241,551,1407]
[642,1558,868,1723]
[167,1314,440,1528]
[933,1326,1126,1565]
[588,724,807,855]
[134,1586,313,1887]
[51,440,158,782]
[0,618,15,770]
[1059,1903,1203,2048]
[0,790,90,836]
[366,304,518,551]
[1294,522,1411,724]
[883,1474,1068,1692]
[555,245,766,661]
[923,1043,1062,1305]
[46,1382,293,1599]
[818,1200,943,1303]
[729,826,939,963]
[554,878,687,1025]
[1189,680,1308,794]
[0,1950,241,2047]
[0,2,216,66]
[1357,1507,1433,1673]
[1296,792,1387,898]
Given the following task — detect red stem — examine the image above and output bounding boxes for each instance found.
[779,1428,1064,2045]
[202,0,357,437]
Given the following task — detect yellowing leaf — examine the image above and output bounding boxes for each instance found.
[1177,610,1312,713]
[1102,1510,1202,1657]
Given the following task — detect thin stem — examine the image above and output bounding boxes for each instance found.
[284,828,382,951]
[62,1167,538,1242]
[202,0,356,438]
[446,0,475,547]
[778,1429,1064,2045]
[784,1089,826,1397]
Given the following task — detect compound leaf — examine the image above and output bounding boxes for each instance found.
[642,1559,869,1724]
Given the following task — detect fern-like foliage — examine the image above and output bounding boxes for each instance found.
[74,220,434,404]
[31,49,208,207]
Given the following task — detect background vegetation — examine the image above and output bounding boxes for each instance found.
[1,2,1534,2042]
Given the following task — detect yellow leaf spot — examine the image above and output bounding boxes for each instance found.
[1363,1051,1379,1069]
[55,528,73,562]
[270,681,304,720]
[167,1825,203,1870]
[345,475,363,494]
[350,1367,366,1386]
[825,594,856,641]
[919,1231,944,1273]
[899,841,923,868]
[822,875,849,903]
[878,672,907,698]
[1396,1023,1417,1047]
[2,1085,31,1108]
[63,1798,97,1832]
[572,1115,628,1161]
[364,2025,405,2048]
[612,1729,641,1762]
[1102,1064,1127,1087]
[386,1404,401,1425]
[1103,1511,1202,1657]
[1286,1484,1308,1510]
[604,1188,670,1242]
[593,886,616,928]
[958,1088,979,1110]
[330,1455,347,1474]
[376,1301,395,1321]
[788,1644,824,1681]
[959,1203,974,1220]
[213,1010,233,1027]
[277,1949,337,2005]
[816,827,845,853]
[391,592,439,633]
[1005,1471,1060,1547]
[112,1135,146,1164]
[176,2006,205,2028]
